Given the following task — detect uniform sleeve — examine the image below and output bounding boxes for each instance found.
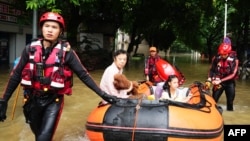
[144,57,149,75]
[2,45,30,101]
[64,49,103,95]
[221,58,239,82]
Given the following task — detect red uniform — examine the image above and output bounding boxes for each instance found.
[144,54,162,83]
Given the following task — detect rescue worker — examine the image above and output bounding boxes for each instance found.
[0,12,117,141]
[144,46,163,84]
[206,42,239,111]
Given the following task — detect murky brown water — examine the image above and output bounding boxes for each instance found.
[0,54,249,141]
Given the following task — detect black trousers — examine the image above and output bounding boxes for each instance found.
[212,80,235,111]
[23,93,64,141]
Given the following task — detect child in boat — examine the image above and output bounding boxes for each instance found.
[159,75,192,102]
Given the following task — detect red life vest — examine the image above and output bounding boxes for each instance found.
[145,55,161,75]
[145,55,163,83]
[214,51,238,79]
[20,39,73,95]
[155,59,185,85]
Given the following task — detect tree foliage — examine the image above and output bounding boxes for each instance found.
[25,0,80,13]
[13,0,250,60]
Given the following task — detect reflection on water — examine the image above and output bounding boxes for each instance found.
[0,54,249,141]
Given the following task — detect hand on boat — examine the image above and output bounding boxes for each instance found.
[100,92,119,104]
[0,98,7,122]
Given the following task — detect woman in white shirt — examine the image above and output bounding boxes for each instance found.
[160,75,192,103]
[100,49,132,104]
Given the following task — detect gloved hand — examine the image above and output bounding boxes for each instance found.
[213,84,222,91]
[100,92,119,104]
[204,80,212,90]
[0,98,7,122]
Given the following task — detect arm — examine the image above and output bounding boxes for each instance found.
[2,45,29,101]
[100,67,120,96]
[144,57,149,75]
[65,49,103,95]
[64,49,117,103]
[144,57,150,80]
[160,90,170,100]
[221,59,239,82]
[213,58,239,85]
[0,45,29,121]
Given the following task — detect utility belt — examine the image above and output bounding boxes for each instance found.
[23,89,62,123]
[25,89,57,99]
[32,90,56,98]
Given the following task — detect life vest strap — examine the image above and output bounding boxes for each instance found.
[33,76,51,85]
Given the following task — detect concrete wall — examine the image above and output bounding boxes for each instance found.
[0,22,32,66]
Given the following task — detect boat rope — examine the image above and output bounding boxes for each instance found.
[131,97,143,141]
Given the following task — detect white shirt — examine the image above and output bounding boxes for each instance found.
[160,87,191,102]
[100,62,129,99]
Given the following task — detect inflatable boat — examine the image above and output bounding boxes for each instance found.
[85,82,224,141]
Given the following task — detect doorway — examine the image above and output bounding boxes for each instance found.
[0,32,9,66]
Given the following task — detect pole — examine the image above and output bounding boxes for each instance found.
[11,84,21,120]
[122,32,124,50]
[224,0,228,38]
[32,9,38,38]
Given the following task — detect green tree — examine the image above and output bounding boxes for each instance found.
[12,0,250,60]
[230,0,250,62]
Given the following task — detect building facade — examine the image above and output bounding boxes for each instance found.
[0,0,32,68]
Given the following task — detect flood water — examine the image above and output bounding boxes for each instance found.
[0,54,249,141]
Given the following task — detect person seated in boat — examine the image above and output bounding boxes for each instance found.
[113,72,160,100]
[100,49,133,104]
[159,75,192,103]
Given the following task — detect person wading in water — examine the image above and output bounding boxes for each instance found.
[0,12,118,141]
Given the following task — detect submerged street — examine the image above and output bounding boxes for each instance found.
[0,54,249,141]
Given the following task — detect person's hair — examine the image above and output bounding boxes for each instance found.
[112,49,128,58]
[162,75,178,91]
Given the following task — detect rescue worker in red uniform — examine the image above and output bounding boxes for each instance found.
[207,43,239,111]
[0,12,117,141]
[144,46,163,84]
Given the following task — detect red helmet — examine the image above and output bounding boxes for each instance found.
[39,12,65,30]
[218,43,231,54]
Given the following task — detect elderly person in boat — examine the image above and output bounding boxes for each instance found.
[159,75,192,103]
[100,49,133,104]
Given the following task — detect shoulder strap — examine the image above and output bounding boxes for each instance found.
[57,40,69,75]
